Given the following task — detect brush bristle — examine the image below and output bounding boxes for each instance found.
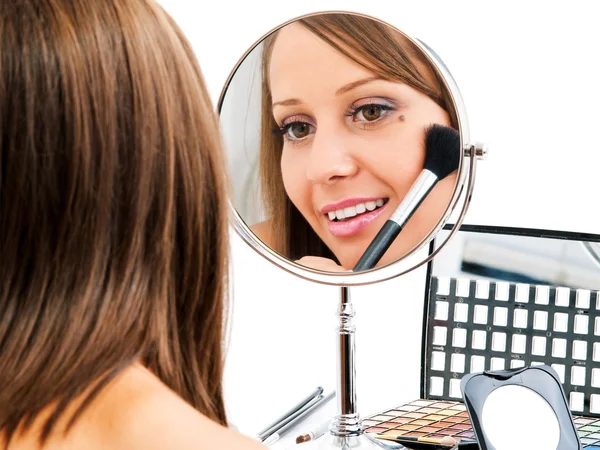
[423,124,461,180]
[296,435,311,444]
[440,436,457,445]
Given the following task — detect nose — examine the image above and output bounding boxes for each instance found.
[305,125,358,185]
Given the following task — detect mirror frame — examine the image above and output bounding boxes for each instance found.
[218,9,479,286]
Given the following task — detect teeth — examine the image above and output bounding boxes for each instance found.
[328,199,387,221]
[343,206,357,218]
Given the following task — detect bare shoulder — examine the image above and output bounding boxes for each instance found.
[99,365,265,450]
[250,219,274,247]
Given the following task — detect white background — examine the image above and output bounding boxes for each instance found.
[157,1,600,448]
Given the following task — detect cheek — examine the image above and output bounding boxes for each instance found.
[418,173,457,220]
[366,104,452,185]
[280,150,309,207]
[362,126,426,189]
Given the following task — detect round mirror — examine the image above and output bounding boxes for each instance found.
[219,11,480,285]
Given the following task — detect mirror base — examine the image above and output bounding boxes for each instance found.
[317,433,392,449]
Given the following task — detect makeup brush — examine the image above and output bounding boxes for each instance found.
[376,434,478,449]
[378,435,457,445]
[353,124,460,271]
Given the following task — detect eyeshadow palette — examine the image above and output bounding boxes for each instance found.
[363,400,473,441]
[364,399,600,448]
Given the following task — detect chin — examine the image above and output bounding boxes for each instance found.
[341,253,363,272]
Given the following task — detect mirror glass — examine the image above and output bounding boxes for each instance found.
[583,242,600,270]
[219,12,463,272]
[482,384,560,449]
[432,227,600,290]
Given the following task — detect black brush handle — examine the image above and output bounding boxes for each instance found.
[353,220,402,271]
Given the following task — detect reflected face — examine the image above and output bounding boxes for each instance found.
[269,23,456,269]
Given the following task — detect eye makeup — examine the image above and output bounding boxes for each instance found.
[271,94,405,143]
[343,97,399,127]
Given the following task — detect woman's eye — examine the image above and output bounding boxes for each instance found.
[285,122,312,140]
[354,104,391,122]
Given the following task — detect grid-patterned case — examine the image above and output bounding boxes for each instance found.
[423,276,600,418]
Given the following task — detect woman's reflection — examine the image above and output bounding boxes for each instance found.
[252,14,459,270]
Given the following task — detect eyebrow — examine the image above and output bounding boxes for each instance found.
[335,76,383,96]
[271,76,384,108]
[272,98,301,108]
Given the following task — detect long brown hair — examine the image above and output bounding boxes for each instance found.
[0,0,228,445]
[259,13,458,261]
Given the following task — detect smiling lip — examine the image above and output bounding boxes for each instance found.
[321,197,385,214]
[326,201,389,238]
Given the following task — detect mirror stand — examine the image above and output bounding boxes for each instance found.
[318,287,388,449]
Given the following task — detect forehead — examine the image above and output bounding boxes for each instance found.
[268,22,375,100]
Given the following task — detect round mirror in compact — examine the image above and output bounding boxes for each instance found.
[218,10,486,449]
[461,366,581,450]
[482,385,560,449]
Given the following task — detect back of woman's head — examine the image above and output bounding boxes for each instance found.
[0,0,228,444]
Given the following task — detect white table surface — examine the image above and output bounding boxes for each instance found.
[224,235,430,449]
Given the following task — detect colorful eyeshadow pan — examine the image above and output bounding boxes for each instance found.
[577,419,597,425]
[397,424,420,431]
[408,419,434,426]
[445,417,464,423]
[378,421,400,428]
[362,420,380,426]
[371,415,393,421]
[416,407,439,414]
[423,414,445,420]
[390,417,412,424]
[437,409,459,416]
[398,405,420,412]
[411,400,436,407]
[365,399,600,448]
[404,432,427,437]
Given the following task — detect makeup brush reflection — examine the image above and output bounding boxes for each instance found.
[222,13,462,271]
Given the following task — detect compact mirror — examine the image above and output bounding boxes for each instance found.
[461,366,581,450]
[219,11,482,285]
[482,384,560,449]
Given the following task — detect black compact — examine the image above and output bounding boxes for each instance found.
[461,365,581,450]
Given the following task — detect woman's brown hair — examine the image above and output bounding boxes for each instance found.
[0,0,228,445]
[259,13,458,261]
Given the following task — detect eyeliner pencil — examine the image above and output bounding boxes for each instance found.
[263,391,335,446]
[256,386,323,441]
